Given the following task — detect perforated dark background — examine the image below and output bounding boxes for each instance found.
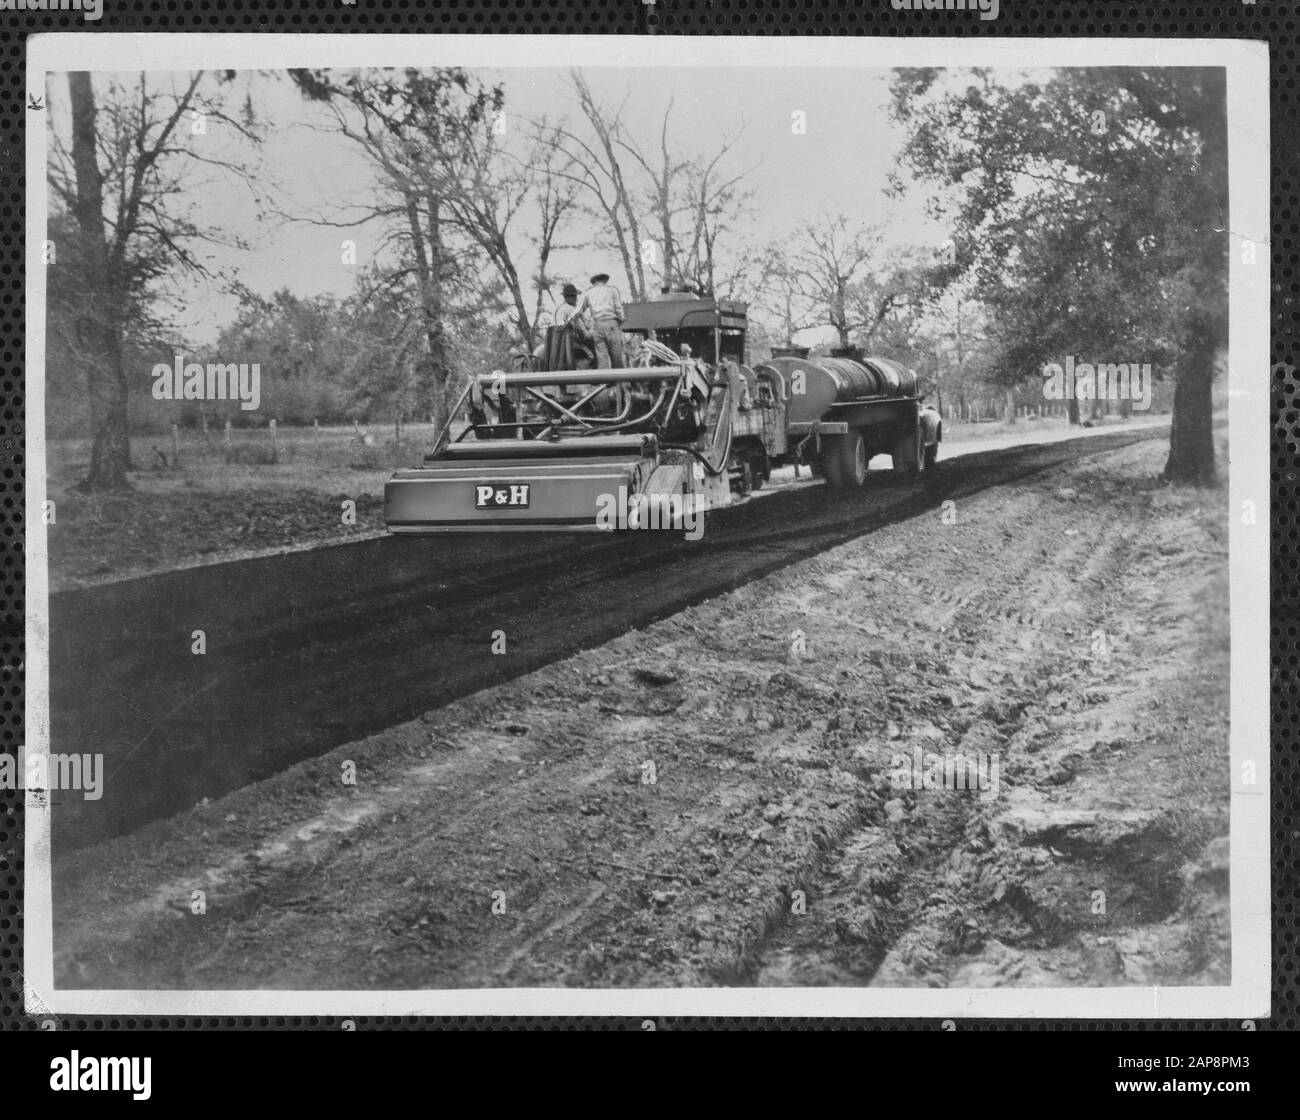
[1,0,1294,1031]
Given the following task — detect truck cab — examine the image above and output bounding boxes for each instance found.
[621,295,777,494]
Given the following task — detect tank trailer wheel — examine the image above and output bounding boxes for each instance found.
[825,431,868,489]
[734,456,754,497]
[892,427,923,476]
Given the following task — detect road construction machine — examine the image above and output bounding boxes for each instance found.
[384,295,940,533]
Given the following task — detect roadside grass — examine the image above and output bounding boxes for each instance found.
[44,425,433,589]
[940,411,1157,446]
[47,423,440,499]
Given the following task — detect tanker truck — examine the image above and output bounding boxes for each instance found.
[729,343,942,492]
[383,295,939,532]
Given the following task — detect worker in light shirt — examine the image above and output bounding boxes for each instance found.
[553,282,591,334]
[575,271,626,369]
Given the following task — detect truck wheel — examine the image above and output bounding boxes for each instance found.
[892,428,923,476]
[827,431,868,488]
[733,457,754,497]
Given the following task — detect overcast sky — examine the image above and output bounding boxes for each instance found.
[47,65,956,344]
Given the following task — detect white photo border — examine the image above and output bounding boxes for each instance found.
[23,32,1271,1019]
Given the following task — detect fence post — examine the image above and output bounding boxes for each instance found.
[171,422,181,467]
[224,419,232,463]
[269,418,280,464]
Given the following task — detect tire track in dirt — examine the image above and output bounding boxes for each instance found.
[720,500,1121,984]
[747,461,1228,988]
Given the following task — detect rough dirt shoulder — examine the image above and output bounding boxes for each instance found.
[53,437,1229,990]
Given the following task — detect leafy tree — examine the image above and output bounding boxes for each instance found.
[891,67,1227,481]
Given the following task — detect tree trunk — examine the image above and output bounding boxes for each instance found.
[409,194,451,439]
[1164,70,1226,485]
[1005,388,1016,424]
[833,291,851,350]
[1067,396,1081,426]
[1163,311,1218,484]
[69,71,132,491]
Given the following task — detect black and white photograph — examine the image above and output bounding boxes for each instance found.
[21,33,1269,1019]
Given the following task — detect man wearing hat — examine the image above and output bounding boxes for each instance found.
[539,282,592,372]
[553,282,589,332]
[574,271,626,369]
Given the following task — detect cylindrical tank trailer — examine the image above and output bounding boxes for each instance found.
[726,348,940,491]
[757,354,921,427]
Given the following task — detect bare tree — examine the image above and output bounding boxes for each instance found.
[619,98,691,292]
[64,72,126,489]
[526,125,583,337]
[678,150,754,296]
[547,73,755,303]
[52,70,262,490]
[438,118,580,354]
[613,101,755,297]
[550,71,648,300]
[759,214,892,349]
[289,68,501,436]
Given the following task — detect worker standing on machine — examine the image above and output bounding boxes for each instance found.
[575,271,626,369]
[534,282,594,372]
[554,282,590,333]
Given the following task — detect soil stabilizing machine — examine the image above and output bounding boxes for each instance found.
[384,297,940,533]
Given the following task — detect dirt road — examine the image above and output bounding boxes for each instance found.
[49,427,1177,850]
[52,435,1229,990]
